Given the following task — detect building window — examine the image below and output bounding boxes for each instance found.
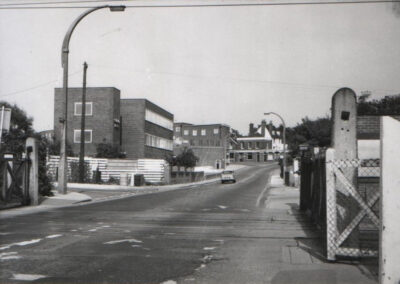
[192,130,197,136]
[145,133,173,150]
[175,126,181,132]
[201,129,206,136]
[74,102,93,116]
[216,140,220,146]
[256,142,260,149]
[199,140,203,146]
[240,142,244,149]
[184,130,189,136]
[145,109,173,130]
[248,142,252,149]
[213,128,219,134]
[190,139,194,146]
[74,129,92,143]
[247,153,253,160]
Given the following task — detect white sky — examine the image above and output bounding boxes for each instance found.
[0,0,399,134]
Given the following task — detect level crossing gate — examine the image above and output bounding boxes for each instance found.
[0,152,31,206]
[325,148,380,261]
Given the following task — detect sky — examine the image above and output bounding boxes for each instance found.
[0,0,399,135]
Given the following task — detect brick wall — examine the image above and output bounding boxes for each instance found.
[121,99,173,159]
[357,115,400,139]
[120,99,146,159]
[54,87,120,156]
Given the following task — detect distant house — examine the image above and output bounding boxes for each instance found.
[54,87,173,160]
[230,120,285,162]
[173,123,235,169]
[38,130,54,142]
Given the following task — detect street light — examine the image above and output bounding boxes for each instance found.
[58,5,125,194]
[264,112,287,182]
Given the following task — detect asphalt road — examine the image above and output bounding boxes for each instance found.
[0,163,285,284]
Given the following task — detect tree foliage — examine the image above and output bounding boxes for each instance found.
[177,148,199,170]
[286,116,331,157]
[357,94,400,115]
[167,148,199,170]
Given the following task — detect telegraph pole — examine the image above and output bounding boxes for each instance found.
[78,62,88,183]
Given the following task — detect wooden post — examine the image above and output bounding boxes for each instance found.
[26,137,39,206]
[379,116,400,284]
[331,88,359,250]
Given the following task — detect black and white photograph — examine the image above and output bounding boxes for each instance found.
[0,0,400,283]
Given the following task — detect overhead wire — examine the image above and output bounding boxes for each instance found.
[0,0,399,9]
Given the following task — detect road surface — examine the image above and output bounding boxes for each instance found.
[0,163,324,284]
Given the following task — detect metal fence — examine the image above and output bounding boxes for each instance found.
[300,150,327,231]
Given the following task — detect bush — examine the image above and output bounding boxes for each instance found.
[68,161,91,183]
[95,143,126,159]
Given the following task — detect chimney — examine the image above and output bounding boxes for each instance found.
[261,120,267,136]
[249,123,254,136]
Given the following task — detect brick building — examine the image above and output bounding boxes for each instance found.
[54,87,173,160]
[173,123,234,168]
[230,120,274,162]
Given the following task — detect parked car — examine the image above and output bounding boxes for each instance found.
[221,170,236,184]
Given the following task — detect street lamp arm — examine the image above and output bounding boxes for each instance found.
[264,112,286,128]
[61,5,109,65]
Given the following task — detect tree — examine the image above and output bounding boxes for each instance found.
[95,143,126,159]
[286,115,331,157]
[176,147,198,170]
[357,94,400,115]
[0,101,53,196]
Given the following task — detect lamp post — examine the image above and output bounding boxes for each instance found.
[58,5,125,194]
[264,112,287,182]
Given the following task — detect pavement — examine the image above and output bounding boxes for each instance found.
[0,163,378,283]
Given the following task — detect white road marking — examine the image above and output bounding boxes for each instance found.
[217,205,227,209]
[0,252,21,261]
[104,239,143,245]
[11,273,47,281]
[0,232,12,236]
[0,239,42,251]
[46,234,62,239]
[161,280,177,284]
[203,247,216,251]
[101,225,110,228]
[131,245,142,248]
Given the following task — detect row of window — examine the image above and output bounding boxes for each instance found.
[238,141,273,150]
[145,133,173,151]
[74,104,174,133]
[145,109,173,130]
[188,139,221,147]
[176,127,220,136]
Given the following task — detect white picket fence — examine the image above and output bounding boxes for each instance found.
[47,156,169,184]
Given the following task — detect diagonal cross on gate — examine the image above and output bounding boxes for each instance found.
[333,167,380,228]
